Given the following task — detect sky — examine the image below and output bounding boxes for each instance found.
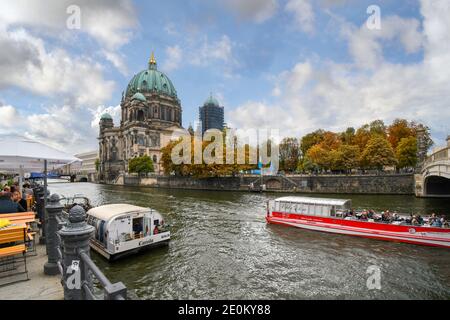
[0,0,449,154]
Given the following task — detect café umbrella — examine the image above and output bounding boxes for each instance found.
[0,135,82,207]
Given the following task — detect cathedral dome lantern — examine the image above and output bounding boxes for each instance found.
[126,52,178,98]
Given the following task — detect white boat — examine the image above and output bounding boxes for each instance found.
[86,204,170,260]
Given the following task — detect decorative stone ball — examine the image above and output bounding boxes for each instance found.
[49,194,60,203]
[69,205,86,223]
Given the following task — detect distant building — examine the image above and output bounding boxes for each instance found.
[57,150,98,182]
[75,151,98,182]
[199,94,224,135]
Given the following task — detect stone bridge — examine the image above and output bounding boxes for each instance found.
[415,136,450,197]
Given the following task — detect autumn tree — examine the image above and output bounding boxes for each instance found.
[340,127,356,145]
[300,130,325,156]
[353,124,371,151]
[360,136,397,170]
[329,145,360,172]
[396,137,418,169]
[387,119,413,150]
[306,144,331,171]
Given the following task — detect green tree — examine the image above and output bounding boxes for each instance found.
[369,119,387,137]
[128,155,154,175]
[279,137,301,172]
[300,129,325,156]
[396,137,418,169]
[329,145,360,172]
[340,127,356,145]
[360,136,397,170]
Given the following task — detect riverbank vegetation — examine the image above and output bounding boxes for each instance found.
[293,119,432,174]
[161,118,432,177]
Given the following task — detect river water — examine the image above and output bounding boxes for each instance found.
[48,182,450,300]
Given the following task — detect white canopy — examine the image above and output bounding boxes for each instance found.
[275,196,352,207]
[87,204,150,222]
[0,135,81,173]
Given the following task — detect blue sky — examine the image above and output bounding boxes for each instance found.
[0,0,449,153]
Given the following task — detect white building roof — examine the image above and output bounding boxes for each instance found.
[87,204,150,221]
[275,196,351,206]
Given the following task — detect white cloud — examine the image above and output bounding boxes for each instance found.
[343,15,423,69]
[0,103,122,153]
[0,105,20,129]
[285,0,315,34]
[224,0,278,23]
[191,35,235,66]
[164,35,238,75]
[0,0,137,50]
[102,51,128,76]
[162,45,183,72]
[230,2,450,145]
[0,28,115,106]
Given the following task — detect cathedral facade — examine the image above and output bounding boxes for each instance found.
[98,53,183,180]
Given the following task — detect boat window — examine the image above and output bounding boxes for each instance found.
[308,203,315,216]
[330,206,336,217]
[132,217,144,239]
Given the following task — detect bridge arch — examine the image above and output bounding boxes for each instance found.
[418,139,450,198]
[423,175,450,197]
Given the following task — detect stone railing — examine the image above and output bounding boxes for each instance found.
[44,194,127,300]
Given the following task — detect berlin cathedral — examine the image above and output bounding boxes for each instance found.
[98,53,183,180]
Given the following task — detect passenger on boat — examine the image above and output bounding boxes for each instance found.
[153,226,159,235]
[367,210,375,219]
[429,213,442,227]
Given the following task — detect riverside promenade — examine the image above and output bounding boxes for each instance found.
[0,240,63,300]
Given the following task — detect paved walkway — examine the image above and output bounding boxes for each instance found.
[0,241,63,300]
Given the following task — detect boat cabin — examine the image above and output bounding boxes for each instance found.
[269,197,352,218]
[86,204,170,260]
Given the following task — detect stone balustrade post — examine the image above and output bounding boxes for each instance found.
[44,194,63,275]
[58,205,95,300]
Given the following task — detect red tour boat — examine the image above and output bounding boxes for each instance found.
[266,197,450,248]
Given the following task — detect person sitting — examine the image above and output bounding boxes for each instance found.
[411,215,420,226]
[429,213,442,227]
[22,183,34,200]
[13,191,28,211]
[0,192,26,214]
[367,210,375,220]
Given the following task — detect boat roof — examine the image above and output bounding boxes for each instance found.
[87,204,150,221]
[275,196,351,206]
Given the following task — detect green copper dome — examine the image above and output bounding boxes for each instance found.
[126,53,178,98]
[204,94,219,107]
[100,113,113,121]
[131,92,147,102]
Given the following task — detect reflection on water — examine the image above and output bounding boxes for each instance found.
[50,182,450,300]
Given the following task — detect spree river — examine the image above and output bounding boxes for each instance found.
[49,182,450,300]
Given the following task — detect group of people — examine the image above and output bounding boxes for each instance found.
[345,208,449,228]
[0,183,34,214]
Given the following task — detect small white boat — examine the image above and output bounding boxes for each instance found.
[86,204,170,260]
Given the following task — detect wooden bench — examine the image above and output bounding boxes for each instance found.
[1,213,38,256]
[0,224,29,286]
[0,212,36,224]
